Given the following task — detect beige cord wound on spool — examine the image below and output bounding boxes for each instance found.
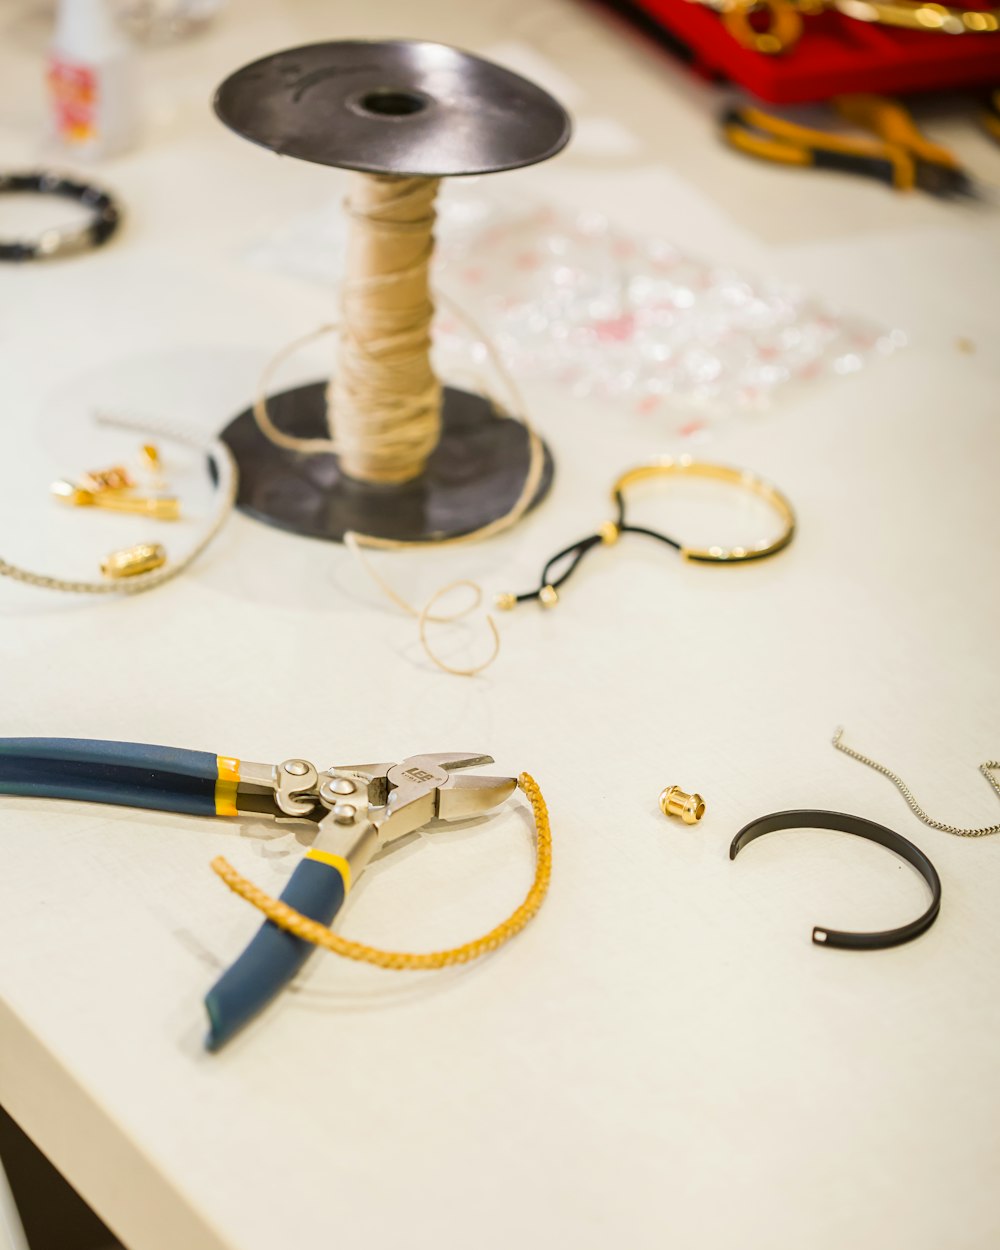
[334,175,442,483]
[211,772,551,969]
[251,174,443,483]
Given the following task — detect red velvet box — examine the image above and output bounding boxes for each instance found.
[609,0,1000,102]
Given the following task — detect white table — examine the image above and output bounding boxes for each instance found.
[2,2,999,1248]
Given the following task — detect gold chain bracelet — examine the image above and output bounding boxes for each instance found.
[211,772,551,970]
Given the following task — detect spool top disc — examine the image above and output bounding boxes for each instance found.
[214,39,572,177]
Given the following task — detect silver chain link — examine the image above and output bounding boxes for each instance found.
[832,727,1000,838]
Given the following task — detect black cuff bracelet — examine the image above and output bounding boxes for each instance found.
[729,809,942,950]
[0,171,122,262]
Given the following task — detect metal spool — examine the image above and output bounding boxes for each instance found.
[214,39,571,543]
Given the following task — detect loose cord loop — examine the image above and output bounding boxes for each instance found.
[417,581,501,678]
[210,772,551,970]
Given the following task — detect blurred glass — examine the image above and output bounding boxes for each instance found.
[432,195,905,428]
[111,0,224,42]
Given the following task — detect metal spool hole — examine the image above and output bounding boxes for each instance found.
[352,87,430,118]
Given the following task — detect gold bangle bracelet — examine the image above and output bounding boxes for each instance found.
[610,456,796,563]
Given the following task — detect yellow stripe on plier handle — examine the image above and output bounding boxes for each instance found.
[215,756,240,817]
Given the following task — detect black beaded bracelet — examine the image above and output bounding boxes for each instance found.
[0,171,122,262]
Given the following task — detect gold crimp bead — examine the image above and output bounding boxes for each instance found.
[539,584,559,608]
[493,591,517,611]
[101,542,167,579]
[659,785,705,825]
[598,520,620,545]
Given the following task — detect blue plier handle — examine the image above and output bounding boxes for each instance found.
[0,737,240,817]
[0,736,320,820]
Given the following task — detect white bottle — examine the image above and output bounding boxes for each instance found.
[48,0,140,159]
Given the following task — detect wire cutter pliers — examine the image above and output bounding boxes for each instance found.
[0,738,517,1049]
[722,95,980,199]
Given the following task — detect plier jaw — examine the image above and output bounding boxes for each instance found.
[383,752,518,839]
[309,752,517,861]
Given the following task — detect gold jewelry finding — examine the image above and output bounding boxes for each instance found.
[611,456,795,563]
[721,0,804,54]
[51,479,181,520]
[659,786,706,825]
[101,542,167,579]
[598,520,620,545]
[539,584,559,608]
[494,591,517,611]
[80,465,136,493]
[139,442,168,491]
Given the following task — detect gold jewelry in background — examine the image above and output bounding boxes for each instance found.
[690,0,997,55]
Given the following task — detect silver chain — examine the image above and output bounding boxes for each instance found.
[832,727,1000,838]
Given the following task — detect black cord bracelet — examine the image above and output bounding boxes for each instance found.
[0,171,122,262]
[729,809,942,950]
[515,491,682,606]
[495,457,795,610]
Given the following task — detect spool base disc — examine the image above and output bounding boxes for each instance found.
[220,381,554,542]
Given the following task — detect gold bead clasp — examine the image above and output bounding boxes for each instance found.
[659,785,706,825]
[101,542,167,579]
